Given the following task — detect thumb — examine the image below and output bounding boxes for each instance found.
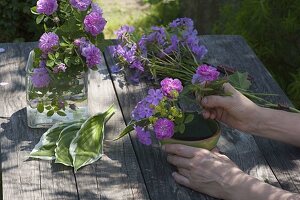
[201,95,231,109]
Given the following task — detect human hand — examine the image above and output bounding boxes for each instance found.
[200,83,261,132]
[163,144,246,199]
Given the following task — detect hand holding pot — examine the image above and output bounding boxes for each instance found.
[200,83,260,133]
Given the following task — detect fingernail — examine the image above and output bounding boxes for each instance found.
[202,97,208,105]
[161,145,166,151]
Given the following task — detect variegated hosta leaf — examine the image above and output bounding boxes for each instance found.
[54,123,83,166]
[70,105,115,172]
[29,121,83,160]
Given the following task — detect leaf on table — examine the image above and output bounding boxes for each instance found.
[30,121,82,160]
[54,123,83,166]
[113,118,150,141]
[69,105,115,172]
[228,72,251,90]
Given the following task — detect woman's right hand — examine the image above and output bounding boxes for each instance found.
[200,83,261,133]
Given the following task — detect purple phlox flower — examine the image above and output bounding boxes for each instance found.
[192,45,208,59]
[138,35,148,56]
[135,126,152,145]
[53,63,67,73]
[31,67,51,88]
[115,25,135,40]
[38,32,59,54]
[39,60,46,68]
[160,78,183,98]
[70,0,91,11]
[153,118,174,140]
[112,44,125,57]
[164,35,179,55]
[81,44,101,67]
[147,26,166,46]
[192,64,220,84]
[123,44,137,63]
[130,59,144,72]
[74,37,90,54]
[145,89,163,106]
[170,18,194,33]
[131,100,154,120]
[84,8,106,36]
[91,2,103,13]
[36,0,58,15]
[110,64,122,73]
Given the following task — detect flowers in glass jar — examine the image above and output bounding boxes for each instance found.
[29,0,108,116]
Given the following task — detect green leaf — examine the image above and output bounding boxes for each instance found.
[36,15,44,24]
[46,60,55,67]
[48,53,55,60]
[37,103,44,113]
[228,72,251,90]
[30,121,82,160]
[57,111,67,116]
[179,123,185,134]
[55,123,82,166]
[184,114,194,124]
[113,118,149,141]
[31,6,39,15]
[70,105,116,171]
[47,110,55,116]
[45,105,52,110]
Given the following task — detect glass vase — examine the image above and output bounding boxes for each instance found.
[26,51,89,128]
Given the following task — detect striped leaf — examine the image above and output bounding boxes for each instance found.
[30,121,83,160]
[70,105,115,172]
[54,123,82,166]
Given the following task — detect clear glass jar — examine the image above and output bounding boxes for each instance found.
[26,51,88,128]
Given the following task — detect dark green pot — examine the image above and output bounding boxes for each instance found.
[160,114,221,150]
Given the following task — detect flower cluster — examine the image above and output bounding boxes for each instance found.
[131,77,187,145]
[111,18,208,83]
[29,0,107,116]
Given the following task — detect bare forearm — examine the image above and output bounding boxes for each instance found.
[227,173,300,200]
[252,108,300,147]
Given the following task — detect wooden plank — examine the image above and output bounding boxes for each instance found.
[74,53,149,200]
[0,42,78,200]
[199,35,300,193]
[103,37,284,199]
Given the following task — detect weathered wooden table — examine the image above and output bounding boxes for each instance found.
[0,36,299,200]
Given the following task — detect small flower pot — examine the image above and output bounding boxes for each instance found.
[160,114,221,150]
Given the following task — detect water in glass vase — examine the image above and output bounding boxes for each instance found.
[26,51,89,128]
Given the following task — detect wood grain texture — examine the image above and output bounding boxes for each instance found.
[199,35,300,193]
[103,35,300,199]
[74,52,149,200]
[0,42,78,200]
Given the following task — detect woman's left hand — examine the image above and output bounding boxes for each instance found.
[162,144,246,199]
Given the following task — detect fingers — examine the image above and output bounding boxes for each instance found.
[167,155,192,169]
[172,172,190,188]
[162,144,198,158]
[178,168,190,178]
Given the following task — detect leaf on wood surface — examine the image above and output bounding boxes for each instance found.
[55,123,83,166]
[30,121,82,160]
[69,105,115,172]
[228,72,251,90]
